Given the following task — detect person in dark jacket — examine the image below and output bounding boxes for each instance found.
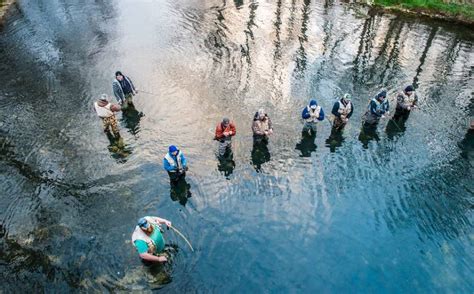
[363,90,389,126]
[113,71,137,110]
[393,85,418,121]
[301,99,324,135]
[331,94,353,130]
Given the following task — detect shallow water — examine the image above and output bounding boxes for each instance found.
[0,0,473,292]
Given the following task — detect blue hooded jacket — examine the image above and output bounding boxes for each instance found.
[302,99,325,121]
[163,146,187,172]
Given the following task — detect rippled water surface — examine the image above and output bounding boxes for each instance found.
[1,0,473,292]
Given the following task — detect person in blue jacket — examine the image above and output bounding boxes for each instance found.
[163,145,188,183]
[331,93,354,130]
[363,90,389,126]
[301,99,325,135]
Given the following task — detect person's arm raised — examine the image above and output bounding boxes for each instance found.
[149,217,172,228]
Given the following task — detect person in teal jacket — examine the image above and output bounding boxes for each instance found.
[131,216,172,263]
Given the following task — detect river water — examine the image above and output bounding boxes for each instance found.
[0,0,473,292]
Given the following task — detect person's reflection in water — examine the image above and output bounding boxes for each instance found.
[358,123,380,149]
[296,130,317,157]
[169,176,192,206]
[325,127,344,153]
[459,120,474,163]
[251,137,271,172]
[218,149,236,179]
[385,117,407,140]
[121,106,144,137]
[105,129,131,163]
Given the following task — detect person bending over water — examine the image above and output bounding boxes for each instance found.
[132,216,172,263]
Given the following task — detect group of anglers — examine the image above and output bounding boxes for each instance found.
[93,71,419,263]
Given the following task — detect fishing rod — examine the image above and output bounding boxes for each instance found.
[386,105,419,132]
[325,117,333,128]
[385,115,404,132]
[138,90,160,97]
[169,225,194,252]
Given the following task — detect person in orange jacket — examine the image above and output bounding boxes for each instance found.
[214,117,236,156]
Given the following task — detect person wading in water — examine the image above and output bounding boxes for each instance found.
[301,99,325,136]
[331,94,353,131]
[163,145,188,185]
[214,117,237,157]
[359,90,389,148]
[112,71,137,110]
[131,216,172,263]
[94,94,122,137]
[362,90,389,127]
[393,85,418,121]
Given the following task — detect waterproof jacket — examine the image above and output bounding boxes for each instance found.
[215,122,236,141]
[112,76,136,103]
[396,91,418,111]
[252,114,273,136]
[302,105,325,122]
[163,150,187,172]
[331,99,353,119]
[368,98,389,117]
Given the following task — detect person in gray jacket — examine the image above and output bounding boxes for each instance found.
[112,71,137,110]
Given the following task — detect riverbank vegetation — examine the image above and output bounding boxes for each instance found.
[0,0,14,22]
[373,0,474,24]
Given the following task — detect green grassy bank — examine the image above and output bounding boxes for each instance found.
[374,0,474,23]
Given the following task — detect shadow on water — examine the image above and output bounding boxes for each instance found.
[295,130,317,157]
[217,149,236,179]
[121,106,144,138]
[105,132,132,163]
[385,117,407,140]
[251,138,271,172]
[325,127,345,152]
[358,123,380,149]
[293,0,311,78]
[141,245,181,288]
[169,177,192,206]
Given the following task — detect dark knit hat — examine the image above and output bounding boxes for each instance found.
[376,91,387,99]
[404,85,414,92]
